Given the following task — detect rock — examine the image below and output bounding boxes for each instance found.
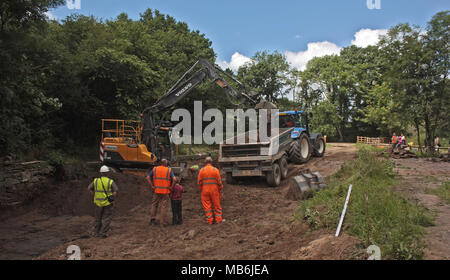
[84,250,92,258]
[182,229,196,240]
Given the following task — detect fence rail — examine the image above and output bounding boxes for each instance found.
[356,136,449,153]
[356,136,389,145]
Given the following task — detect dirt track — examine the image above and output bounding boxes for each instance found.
[0,143,361,260]
[392,158,450,260]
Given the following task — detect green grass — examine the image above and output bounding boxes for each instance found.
[425,181,450,204]
[355,143,388,153]
[296,147,434,260]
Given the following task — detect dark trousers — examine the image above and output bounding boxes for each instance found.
[171,200,182,225]
[94,204,114,236]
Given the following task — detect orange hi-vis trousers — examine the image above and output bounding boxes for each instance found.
[198,164,223,224]
[201,186,222,224]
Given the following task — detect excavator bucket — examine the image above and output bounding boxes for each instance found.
[285,169,327,201]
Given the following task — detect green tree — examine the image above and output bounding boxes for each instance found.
[0,0,64,156]
[237,51,291,102]
[379,11,450,151]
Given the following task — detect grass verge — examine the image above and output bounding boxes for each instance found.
[425,181,450,204]
[297,147,434,259]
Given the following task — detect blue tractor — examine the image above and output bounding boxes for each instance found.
[277,110,326,163]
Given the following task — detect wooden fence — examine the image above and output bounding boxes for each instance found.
[356,136,389,145]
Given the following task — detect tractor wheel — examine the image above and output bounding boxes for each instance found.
[279,156,289,179]
[313,136,326,157]
[288,133,312,163]
[266,163,281,187]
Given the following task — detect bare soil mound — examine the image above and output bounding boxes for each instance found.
[291,233,363,260]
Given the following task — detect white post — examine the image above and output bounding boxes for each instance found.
[335,184,352,237]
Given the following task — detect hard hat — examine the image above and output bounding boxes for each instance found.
[99,165,110,173]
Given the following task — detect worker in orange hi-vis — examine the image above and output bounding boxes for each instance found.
[146,158,175,227]
[197,157,224,224]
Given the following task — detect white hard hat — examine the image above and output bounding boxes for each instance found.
[99,165,110,173]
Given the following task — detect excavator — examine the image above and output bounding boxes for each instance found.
[99,58,260,174]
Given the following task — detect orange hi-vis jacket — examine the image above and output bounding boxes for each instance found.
[152,166,172,194]
[392,136,397,144]
[197,164,223,224]
[197,164,223,191]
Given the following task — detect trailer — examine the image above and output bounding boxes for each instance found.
[218,110,326,187]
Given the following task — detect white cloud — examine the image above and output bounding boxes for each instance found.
[285,41,341,70]
[217,52,252,72]
[351,28,388,48]
[44,11,58,20]
[218,28,388,74]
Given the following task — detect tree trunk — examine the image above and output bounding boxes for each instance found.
[414,120,422,152]
[336,126,344,142]
[424,117,433,154]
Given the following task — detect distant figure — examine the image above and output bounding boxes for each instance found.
[391,133,397,147]
[170,177,184,225]
[400,133,406,145]
[189,164,199,178]
[146,158,175,227]
[197,157,224,224]
[88,165,118,238]
[435,136,440,151]
[395,133,404,148]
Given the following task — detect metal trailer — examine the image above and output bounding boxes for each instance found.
[218,128,295,187]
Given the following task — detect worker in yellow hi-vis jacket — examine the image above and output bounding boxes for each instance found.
[88,165,118,238]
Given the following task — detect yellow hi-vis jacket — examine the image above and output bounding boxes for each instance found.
[94,177,114,207]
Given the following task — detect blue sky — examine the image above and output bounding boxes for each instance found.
[49,0,449,70]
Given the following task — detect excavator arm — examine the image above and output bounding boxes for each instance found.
[148,59,256,113]
[141,59,258,160]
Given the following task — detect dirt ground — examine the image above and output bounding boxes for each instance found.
[0,143,363,260]
[392,157,450,260]
[1,143,447,260]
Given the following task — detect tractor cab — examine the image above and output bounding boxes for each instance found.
[276,110,310,140]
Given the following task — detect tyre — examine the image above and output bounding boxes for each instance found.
[279,156,289,179]
[266,163,281,187]
[313,136,326,157]
[226,172,234,184]
[288,133,312,163]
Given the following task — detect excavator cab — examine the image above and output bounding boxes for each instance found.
[100,119,159,169]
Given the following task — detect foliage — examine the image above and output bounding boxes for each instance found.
[237,51,291,102]
[0,3,215,157]
[378,12,450,151]
[297,147,434,259]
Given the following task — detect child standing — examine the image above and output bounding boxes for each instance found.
[170,177,184,225]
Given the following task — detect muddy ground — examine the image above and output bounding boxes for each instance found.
[392,157,450,260]
[0,143,448,260]
[0,143,362,260]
